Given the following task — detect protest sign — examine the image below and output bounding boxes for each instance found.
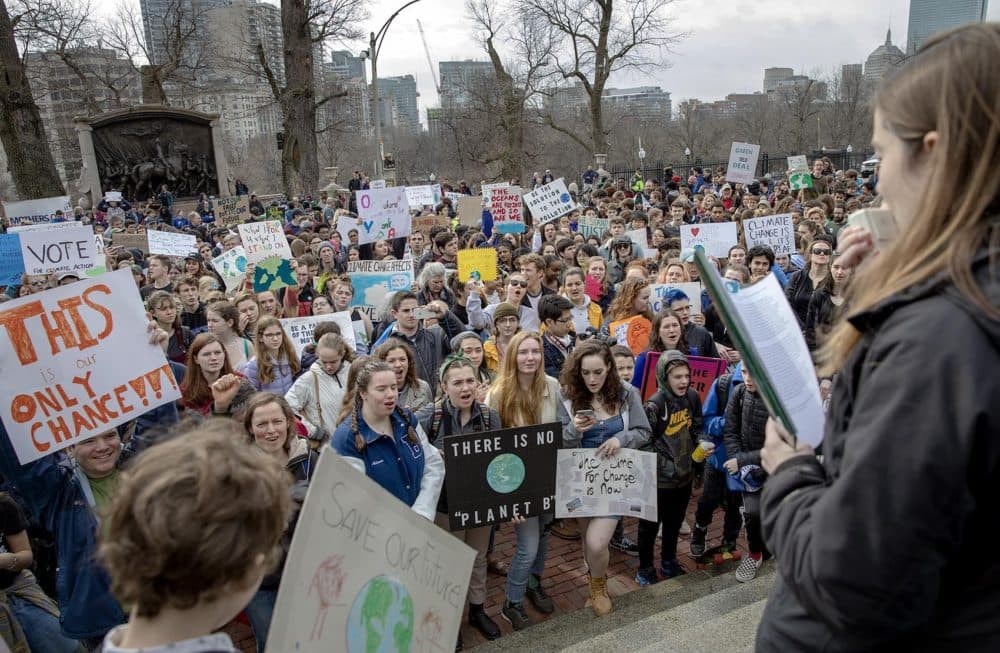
[237,220,292,264]
[457,196,483,227]
[689,356,728,403]
[280,312,355,357]
[0,235,24,286]
[266,449,475,653]
[8,221,80,233]
[524,178,575,224]
[405,184,442,208]
[147,231,197,257]
[610,315,652,356]
[443,422,561,530]
[0,269,180,464]
[457,248,497,283]
[212,246,248,292]
[104,191,123,203]
[555,449,658,521]
[789,171,813,191]
[649,282,703,315]
[445,191,464,206]
[680,223,739,259]
[489,186,524,234]
[214,195,251,228]
[744,213,795,255]
[627,228,657,259]
[111,232,149,254]
[481,182,510,207]
[335,215,361,244]
[347,259,413,321]
[726,142,761,185]
[252,256,297,293]
[88,235,106,278]
[356,186,411,244]
[787,155,808,171]
[18,224,96,278]
[412,213,450,235]
[578,216,608,240]
[640,351,662,401]
[3,196,72,225]
[369,179,386,189]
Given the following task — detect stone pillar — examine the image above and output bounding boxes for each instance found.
[74,121,102,210]
[209,118,231,197]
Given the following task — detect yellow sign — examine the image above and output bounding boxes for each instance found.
[457,248,498,283]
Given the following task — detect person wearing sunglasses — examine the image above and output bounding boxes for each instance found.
[481,272,538,333]
[784,234,834,328]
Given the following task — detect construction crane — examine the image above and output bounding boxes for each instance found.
[416,19,442,95]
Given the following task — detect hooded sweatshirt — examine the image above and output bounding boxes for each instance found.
[642,359,704,488]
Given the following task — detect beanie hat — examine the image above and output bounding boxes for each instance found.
[450,330,481,352]
[493,303,519,322]
[317,241,334,254]
[655,349,689,390]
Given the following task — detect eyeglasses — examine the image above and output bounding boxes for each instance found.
[508,280,527,288]
[811,248,832,255]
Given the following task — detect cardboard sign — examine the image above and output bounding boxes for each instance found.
[577,216,608,240]
[405,184,442,208]
[3,196,72,225]
[689,356,728,404]
[266,449,475,653]
[0,269,180,464]
[356,186,411,244]
[252,256,297,293]
[555,448,658,521]
[744,213,795,255]
[490,186,524,234]
[649,282,703,315]
[147,231,197,257]
[680,223,739,259]
[481,182,510,207]
[726,142,761,185]
[786,155,808,171]
[457,196,483,227]
[215,196,251,228]
[524,178,575,224]
[457,248,497,283]
[280,312,355,357]
[18,224,96,278]
[610,315,652,356]
[211,246,248,292]
[237,220,292,264]
[412,214,450,235]
[789,171,813,191]
[626,228,657,260]
[347,259,414,322]
[443,422,561,530]
[111,232,149,254]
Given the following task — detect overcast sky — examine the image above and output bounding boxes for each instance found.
[359,0,998,122]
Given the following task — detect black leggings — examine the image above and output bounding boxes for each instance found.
[694,464,743,542]
[742,492,768,556]
[638,483,692,569]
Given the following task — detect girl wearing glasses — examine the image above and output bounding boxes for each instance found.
[242,316,301,393]
[785,234,834,328]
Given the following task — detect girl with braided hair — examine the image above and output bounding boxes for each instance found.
[331,359,444,521]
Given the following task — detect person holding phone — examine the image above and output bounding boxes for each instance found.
[758,24,1000,651]
[561,341,651,615]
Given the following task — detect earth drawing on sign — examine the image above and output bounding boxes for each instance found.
[486,453,526,494]
[253,255,296,292]
[346,575,415,653]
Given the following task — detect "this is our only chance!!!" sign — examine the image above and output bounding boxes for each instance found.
[443,422,561,530]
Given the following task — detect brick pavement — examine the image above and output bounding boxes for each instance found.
[223,484,747,652]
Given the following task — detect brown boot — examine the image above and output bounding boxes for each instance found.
[585,575,613,616]
[550,519,580,540]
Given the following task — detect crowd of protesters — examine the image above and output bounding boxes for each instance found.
[1,22,999,653]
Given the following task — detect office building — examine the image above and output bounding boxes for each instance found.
[374,75,420,131]
[139,0,232,67]
[864,29,906,84]
[601,86,671,121]
[906,0,988,54]
[329,50,367,82]
[439,60,495,108]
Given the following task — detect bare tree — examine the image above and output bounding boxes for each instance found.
[0,0,64,198]
[773,80,824,154]
[249,0,368,196]
[524,0,684,155]
[820,71,872,153]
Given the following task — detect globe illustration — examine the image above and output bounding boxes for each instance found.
[346,575,414,653]
[486,453,526,494]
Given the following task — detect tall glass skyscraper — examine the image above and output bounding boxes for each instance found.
[906,0,989,54]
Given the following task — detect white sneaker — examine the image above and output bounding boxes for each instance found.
[735,555,763,583]
[679,520,691,535]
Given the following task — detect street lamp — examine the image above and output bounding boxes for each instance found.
[846,144,853,153]
[367,0,425,179]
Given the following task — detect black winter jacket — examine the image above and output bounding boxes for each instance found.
[722,384,769,469]
[757,246,1000,652]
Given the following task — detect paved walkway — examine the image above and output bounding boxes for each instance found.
[224,484,748,651]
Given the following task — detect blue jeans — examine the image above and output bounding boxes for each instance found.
[505,514,553,603]
[245,588,277,653]
[9,592,80,653]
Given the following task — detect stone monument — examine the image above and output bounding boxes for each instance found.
[75,106,230,207]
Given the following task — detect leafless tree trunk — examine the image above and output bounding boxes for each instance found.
[0,0,64,198]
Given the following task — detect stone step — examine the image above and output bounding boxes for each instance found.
[473,560,775,652]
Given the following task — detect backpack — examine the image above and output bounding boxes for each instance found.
[429,400,493,440]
